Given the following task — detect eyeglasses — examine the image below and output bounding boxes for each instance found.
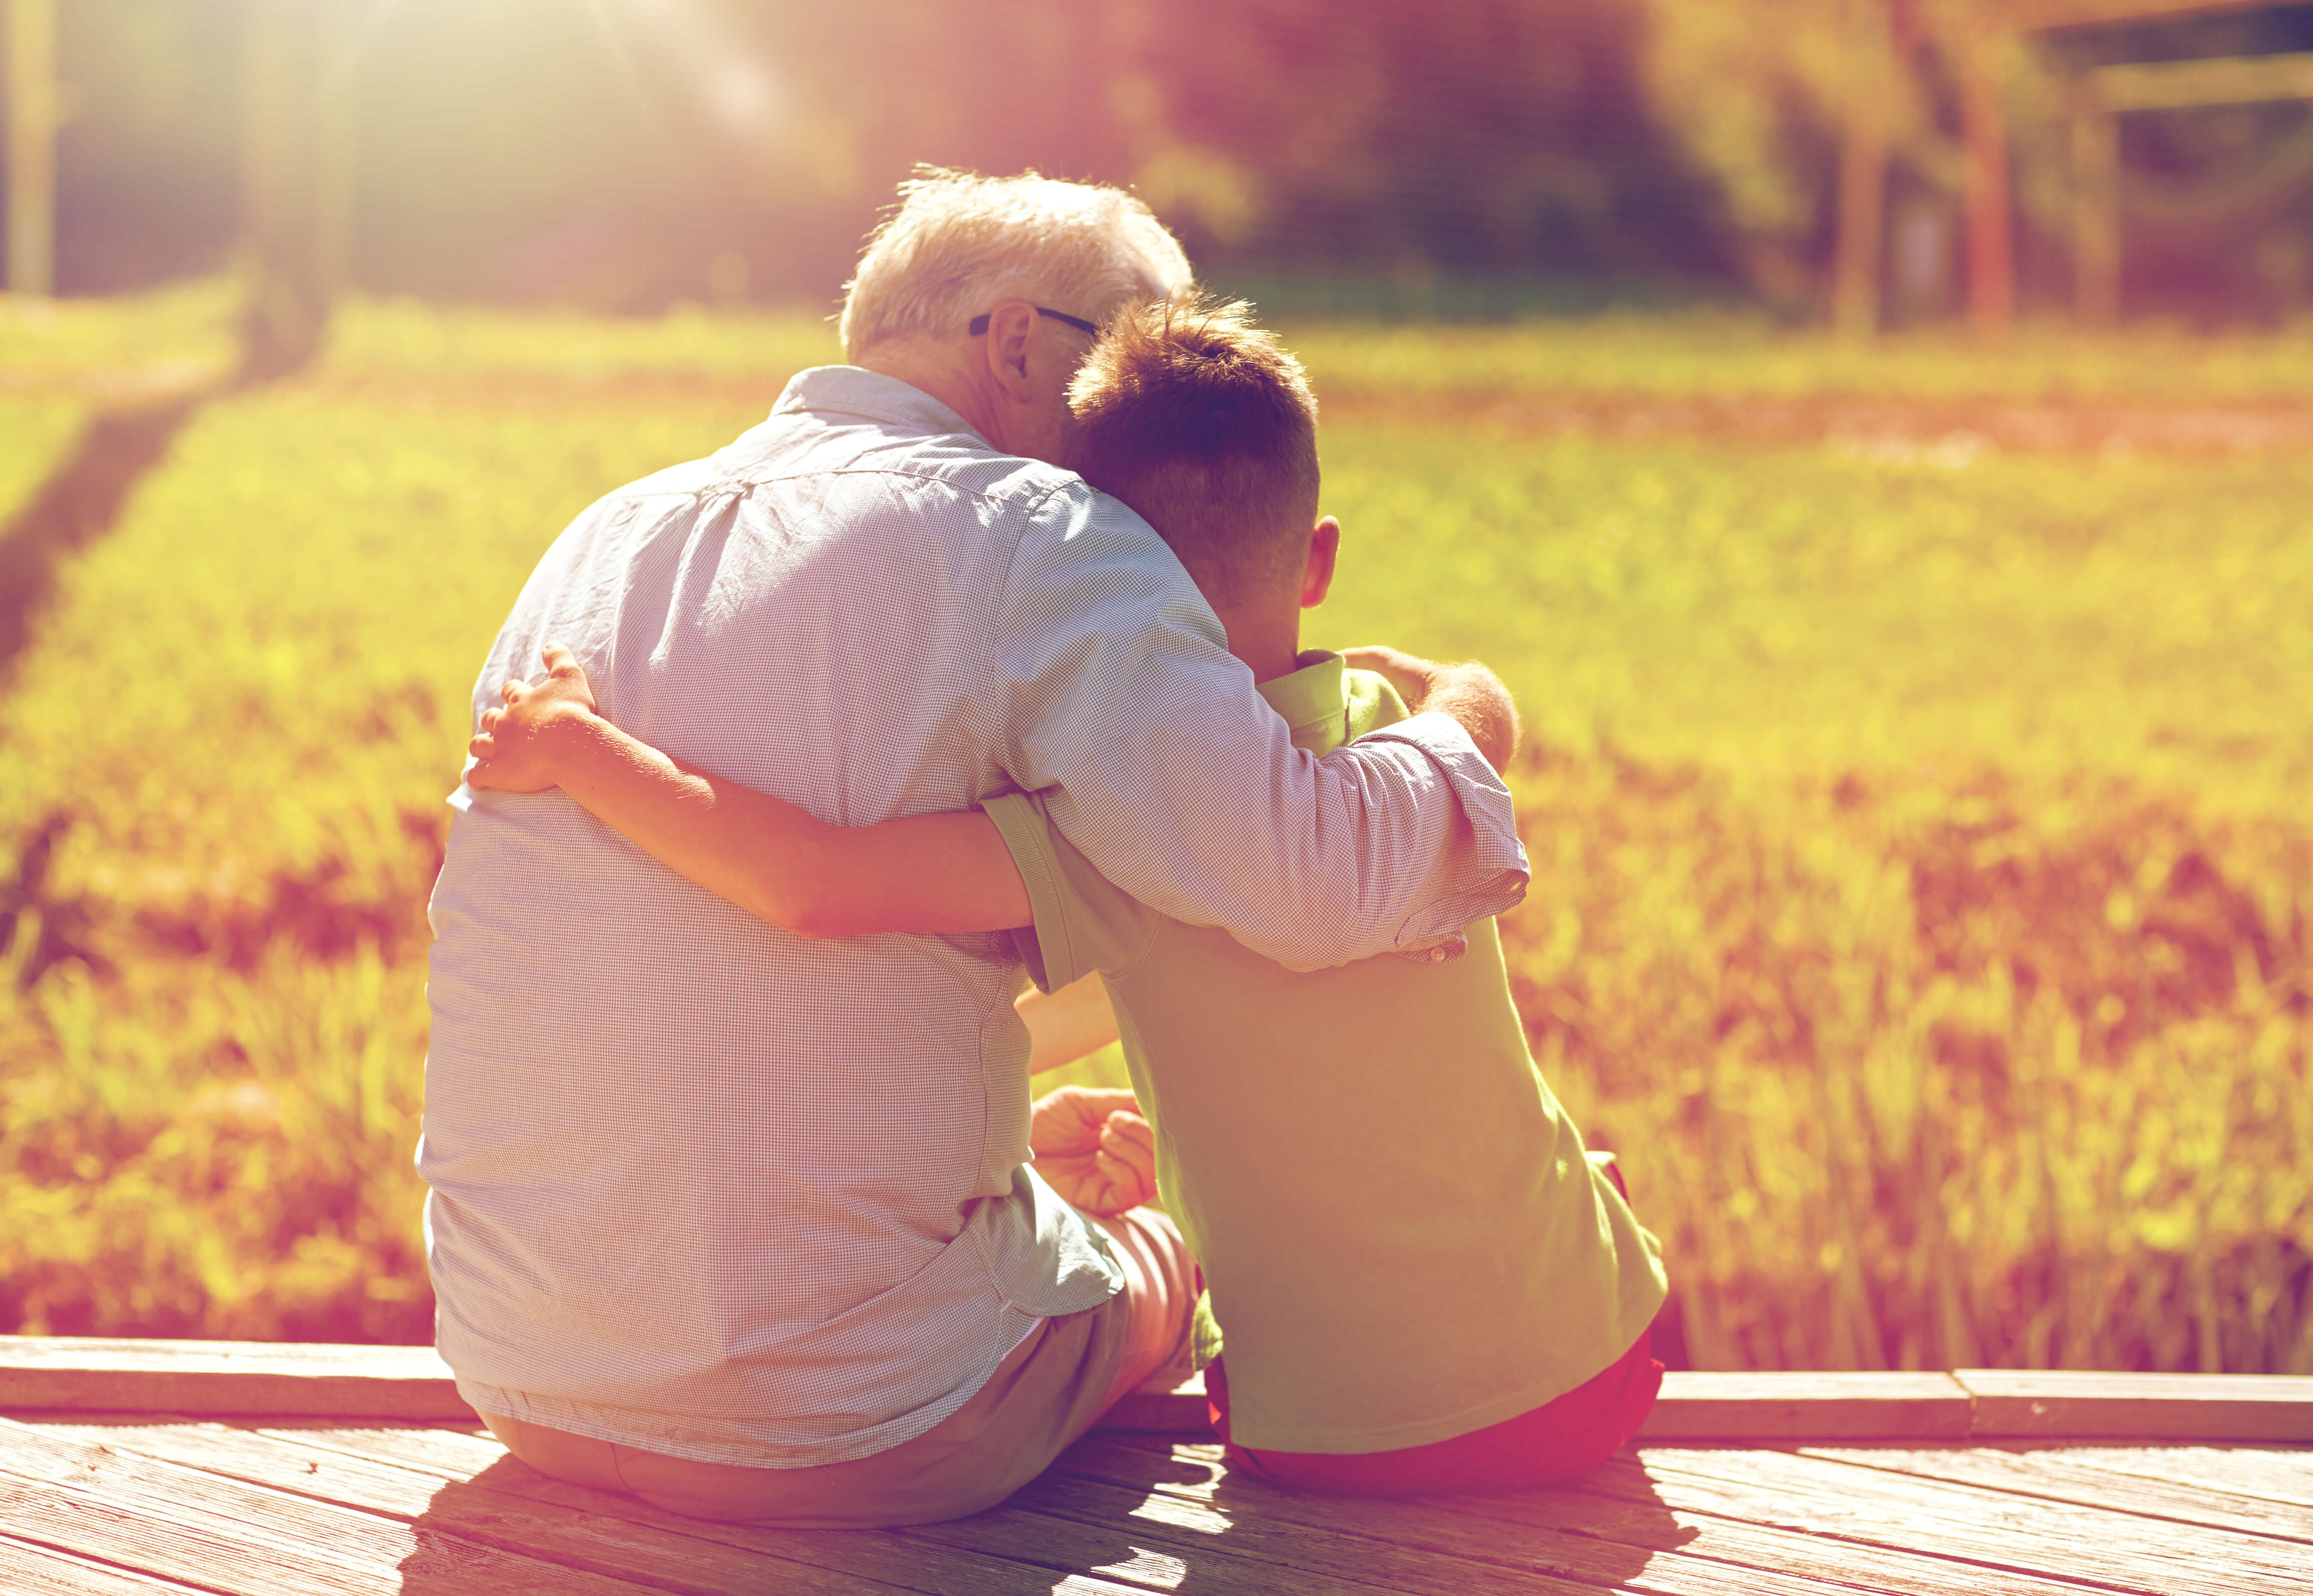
[968,306,1100,337]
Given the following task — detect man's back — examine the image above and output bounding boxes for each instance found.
[424,369,1128,1467]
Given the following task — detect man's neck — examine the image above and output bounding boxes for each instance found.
[857,342,994,442]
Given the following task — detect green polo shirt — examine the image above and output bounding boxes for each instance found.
[984,651,1667,1454]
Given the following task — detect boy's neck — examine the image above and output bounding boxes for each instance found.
[1213,601,1305,685]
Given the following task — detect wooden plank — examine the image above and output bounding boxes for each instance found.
[233,1421,1176,1596]
[0,1336,472,1422]
[1641,1370,1974,1439]
[2093,52,2313,113]
[1797,1443,2313,1543]
[1958,13,2016,336]
[0,1333,1202,1434]
[2014,0,2283,30]
[1056,1436,2033,1596]
[17,1337,2308,1445]
[23,1418,919,1596]
[0,1531,215,1595]
[0,1425,665,1596]
[2051,1445,2313,1511]
[303,1417,1869,1596]
[1960,1370,2313,1442]
[1105,1368,2313,1441]
[1630,1445,2309,1596]
[1438,1456,2113,1596]
[943,1466,1584,1596]
[911,1488,1440,1596]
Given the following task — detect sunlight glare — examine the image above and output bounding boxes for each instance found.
[1086,1547,1191,1589]
[607,0,782,139]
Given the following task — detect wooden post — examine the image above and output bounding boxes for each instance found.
[1834,0,1894,338]
[1956,15,2014,335]
[5,0,57,297]
[2071,88,2119,327]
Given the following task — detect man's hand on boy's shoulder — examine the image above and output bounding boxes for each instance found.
[1340,644,1440,709]
[1341,645,1520,775]
[1029,1086,1157,1217]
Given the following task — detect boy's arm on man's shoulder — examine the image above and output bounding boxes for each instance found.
[989,489,1528,973]
[467,646,1032,938]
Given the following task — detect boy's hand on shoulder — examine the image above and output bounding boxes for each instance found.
[467,641,602,793]
[1029,1085,1157,1216]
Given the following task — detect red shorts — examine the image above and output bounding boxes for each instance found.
[1205,1328,1662,1495]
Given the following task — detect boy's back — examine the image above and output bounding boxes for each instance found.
[988,649,1666,1453]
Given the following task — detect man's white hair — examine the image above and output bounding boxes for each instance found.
[839,167,1193,361]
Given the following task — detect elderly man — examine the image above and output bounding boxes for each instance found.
[420,169,1526,1528]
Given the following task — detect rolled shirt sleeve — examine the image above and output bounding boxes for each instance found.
[987,481,1529,972]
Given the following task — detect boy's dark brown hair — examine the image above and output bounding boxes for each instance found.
[1066,294,1319,604]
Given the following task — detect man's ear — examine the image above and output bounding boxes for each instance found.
[976,300,1041,403]
[1300,516,1341,608]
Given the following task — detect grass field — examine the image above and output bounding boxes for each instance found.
[1,291,2305,1371]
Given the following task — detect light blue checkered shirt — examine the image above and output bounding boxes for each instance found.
[420,366,1529,1467]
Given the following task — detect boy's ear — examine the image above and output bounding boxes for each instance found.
[1300,516,1341,609]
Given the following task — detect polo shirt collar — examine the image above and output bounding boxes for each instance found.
[773,365,983,445]
[1257,650,1349,756]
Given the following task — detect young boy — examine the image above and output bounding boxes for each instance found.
[467,297,1666,1493]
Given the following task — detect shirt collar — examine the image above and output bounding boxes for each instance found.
[1256,650,1350,756]
[772,366,984,445]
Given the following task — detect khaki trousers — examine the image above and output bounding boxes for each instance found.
[482,1207,1198,1528]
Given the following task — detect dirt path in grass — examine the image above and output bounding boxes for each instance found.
[0,325,320,678]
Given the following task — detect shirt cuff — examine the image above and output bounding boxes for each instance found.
[980,791,1089,993]
[1353,710,1530,954]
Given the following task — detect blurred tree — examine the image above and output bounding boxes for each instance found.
[289,0,1729,309]
[239,0,351,378]
[6,0,57,296]
[15,0,2313,321]
[1114,0,1723,277]
[18,1,237,294]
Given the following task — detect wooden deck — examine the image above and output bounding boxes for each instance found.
[1,1338,2307,1594]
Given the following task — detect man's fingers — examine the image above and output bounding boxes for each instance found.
[499,677,526,704]
[541,641,580,678]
